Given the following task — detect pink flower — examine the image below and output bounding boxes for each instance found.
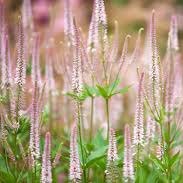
[69,125,82,182]
[133,73,144,147]
[41,132,52,183]
[123,124,134,182]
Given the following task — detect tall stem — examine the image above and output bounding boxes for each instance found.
[89,97,94,142]
[49,90,53,131]
[167,119,171,182]
[77,102,87,183]
[105,99,110,140]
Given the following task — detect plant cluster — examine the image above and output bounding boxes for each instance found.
[0,0,182,183]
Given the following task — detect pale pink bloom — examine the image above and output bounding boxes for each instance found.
[64,0,74,44]
[87,0,99,52]
[14,17,26,119]
[133,73,144,147]
[29,81,40,162]
[108,21,119,64]
[69,125,82,182]
[72,21,83,94]
[1,33,12,88]
[123,124,134,182]
[41,132,52,183]
[130,28,144,65]
[167,15,179,51]
[165,15,180,115]
[22,0,34,30]
[148,10,161,113]
[31,33,42,87]
[107,128,118,162]
[118,35,131,75]
[15,17,26,87]
[146,116,156,144]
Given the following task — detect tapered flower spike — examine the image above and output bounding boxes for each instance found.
[146,116,156,144]
[107,128,118,162]
[29,81,40,163]
[1,33,13,119]
[109,20,119,64]
[69,125,82,182]
[168,15,179,51]
[164,15,179,116]
[115,35,130,81]
[133,73,144,147]
[45,45,55,93]
[15,16,26,120]
[32,33,42,87]
[105,128,119,183]
[130,28,144,65]
[72,20,83,94]
[22,0,34,30]
[95,0,108,50]
[64,0,74,44]
[148,10,161,113]
[87,1,98,52]
[123,124,134,182]
[1,34,12,88]
[41,132,52,183]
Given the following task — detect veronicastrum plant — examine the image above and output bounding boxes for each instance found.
[0,0,182,183]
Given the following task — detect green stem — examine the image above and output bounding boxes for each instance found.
[105,99,110,140]
[167,119,171,182]
[89,97,94,142]
[77,102,87,183]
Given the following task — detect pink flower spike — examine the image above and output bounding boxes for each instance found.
[107,128,118,162]
[32,33,42,87]
[69,125,82,182]
[29,81,40,162]
[1,32,12,88]
[15,16,26,87]
[72,20,83,94]
[133,73,144,147]
[130,28,144,65]
[22,0,34,30]
[123,124,134,182]
[64,0,74,44]
[87,0,99,52]
[41,132,52,183]
[148,10,161,113]
[168,15,179,51]
[146,116,156,144]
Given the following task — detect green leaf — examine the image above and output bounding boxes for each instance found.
[96,85,108,98]
[111,85,131,96]
[170,151,180,167]
[84,84,98,97]
[150,155,165,172]
[107,79,120,96]
[85,145,107,168]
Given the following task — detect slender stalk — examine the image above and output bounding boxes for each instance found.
[77,102,87,183]
[105,99,110,140]
[89,97,94,142]
[48,90,53,131]
[89,75,95,142]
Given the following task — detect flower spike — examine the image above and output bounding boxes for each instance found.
[69,125,82,182]
[105,128,119,183]
[41,132,52,183]
[123,124,134,182]
[133,73,144,147]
